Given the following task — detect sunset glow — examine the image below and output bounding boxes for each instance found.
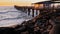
[0,0,49,6]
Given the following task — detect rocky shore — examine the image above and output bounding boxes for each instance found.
[0,15,53,34]
[0,10,60,34]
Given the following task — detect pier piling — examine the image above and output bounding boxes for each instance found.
[28,9,31,16]
[36,10,38,15]
[32,9,34,17]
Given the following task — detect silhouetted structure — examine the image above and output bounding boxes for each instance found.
[14,1,60,17]
[0,1,57,34]
[51,0,60,1]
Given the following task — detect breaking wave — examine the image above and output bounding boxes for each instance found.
[0,6,32,27]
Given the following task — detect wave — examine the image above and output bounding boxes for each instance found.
[0,6,32,27]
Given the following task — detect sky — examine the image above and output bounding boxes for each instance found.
[0,0,49,6]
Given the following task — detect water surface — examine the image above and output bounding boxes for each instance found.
[0,6,32,27]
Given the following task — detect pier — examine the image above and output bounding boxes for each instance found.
[0,1,59,34]
[14,1,60,17]
[14,6,41,17]
[14,1,60,34]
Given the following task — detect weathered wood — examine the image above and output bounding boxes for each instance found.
[39,10,41,15]
[36,10,38,15]
[32,9,34,17]
[28,9,31,16]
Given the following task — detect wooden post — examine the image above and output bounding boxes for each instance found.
[36,9,38,15]
[39,9,41,15]
[32,9,34,17]
[22,8,24,11]
[24,8,27,13]
[28,9,30,16]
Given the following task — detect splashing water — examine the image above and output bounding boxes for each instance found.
[0,6,32,27]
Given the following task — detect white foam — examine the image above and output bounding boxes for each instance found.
[0,19,25,27]
[0,6,32,27]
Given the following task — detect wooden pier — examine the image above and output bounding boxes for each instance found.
[14,6,60,17]
[14,1,60,17]
[14,5,42,17]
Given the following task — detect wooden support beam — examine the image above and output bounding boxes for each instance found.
[28,9,30,15]
[36,10,38,15]
[32,9,34,17]
[39,10,41,15]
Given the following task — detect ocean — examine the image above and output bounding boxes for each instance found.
[0,6,32,27]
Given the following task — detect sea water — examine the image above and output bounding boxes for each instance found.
[0,6,32,27]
